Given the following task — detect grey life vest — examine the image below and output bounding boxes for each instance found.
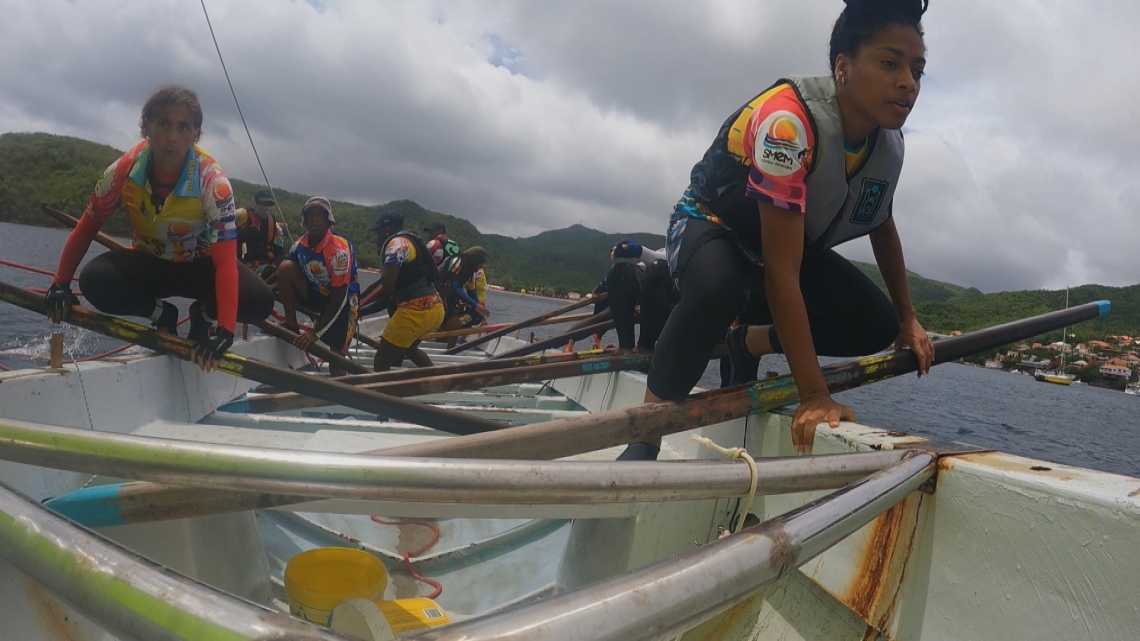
[787,75,904,250]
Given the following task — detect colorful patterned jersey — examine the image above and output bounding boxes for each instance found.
[83,140,237,262]
[286,232,360,299]
[473,268,487,305]
[383,235,419,267]
[677,83,870,251]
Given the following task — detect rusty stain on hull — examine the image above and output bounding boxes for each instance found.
[21,577,84,641]
[843,490,926,639]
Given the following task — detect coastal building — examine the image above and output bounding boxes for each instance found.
[1100,358,1133,380]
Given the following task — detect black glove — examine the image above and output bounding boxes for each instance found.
[192,327,234,363]
[45,283,80,323]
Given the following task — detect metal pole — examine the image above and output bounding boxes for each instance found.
[0,418,905,517]
[412,452,936,641]
[0,480,343,641]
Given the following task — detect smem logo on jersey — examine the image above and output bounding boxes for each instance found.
[757,111,808,177]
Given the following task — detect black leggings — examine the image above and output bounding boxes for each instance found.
[79,249,275,324]
[647,231,899,400]
[606,260,675,350]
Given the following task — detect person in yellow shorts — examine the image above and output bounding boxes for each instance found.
[358,210,445,371]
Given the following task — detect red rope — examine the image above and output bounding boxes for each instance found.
[0,258,77,282]
[0,363,11,372]
[370,516,443,598]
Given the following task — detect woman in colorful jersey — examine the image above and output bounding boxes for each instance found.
[437,247,490,349]
[359,210,445,371]
[274,197,360,378]
[44,85,274,372]
[624,0,936,460]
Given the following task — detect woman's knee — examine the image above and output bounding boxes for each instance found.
[77,254,120,310]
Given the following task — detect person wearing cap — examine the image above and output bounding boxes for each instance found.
[424,221,460,266]
[275,197,360,376]
[234,188,286,278]
[359,210,444,371]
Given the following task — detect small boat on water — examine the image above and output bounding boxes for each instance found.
[1036,290,1076,386]
[0,289,1136,640]
[1127,383,1139,396]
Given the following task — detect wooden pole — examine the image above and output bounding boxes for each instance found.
[250,347,616,394]
[422,312,595,341]
[228,352,654,413]
[444,293,605,355]
[252,320,369,375]
[49,333,64,370]
[492,320,616,360]
[77,301,1110,526]
[0,280,504,436]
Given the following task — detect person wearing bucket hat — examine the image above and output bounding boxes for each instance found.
[358,209,444,371]
[423,221,460,266]
[44,84,274,373]
[275,196,360,376]
[235,188,286,278]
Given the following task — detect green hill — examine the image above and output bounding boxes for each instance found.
[2,131,1139,341]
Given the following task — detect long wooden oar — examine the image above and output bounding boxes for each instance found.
[251,347,614,394]
[40,204,122,250]
[423,312,595,341]
[252,320,369,375]
[47,301,1110,527]
[492,319,617,359]
[0,280,503,435]
[226,352,653,413]
[444,293,605,355]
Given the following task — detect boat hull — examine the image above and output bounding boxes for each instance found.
[0,328,1137,639]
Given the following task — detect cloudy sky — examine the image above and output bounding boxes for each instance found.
[1,0,1137,292]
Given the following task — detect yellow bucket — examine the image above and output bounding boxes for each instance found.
[285,548,389,626]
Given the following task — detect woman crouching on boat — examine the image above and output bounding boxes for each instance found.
[44,85,274,371]
[621,0,936,460]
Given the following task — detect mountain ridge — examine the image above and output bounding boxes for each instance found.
[2,131,1138,339]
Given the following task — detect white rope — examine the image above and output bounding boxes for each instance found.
[690,434,758,534]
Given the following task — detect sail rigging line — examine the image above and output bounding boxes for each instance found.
[198,0,295,244]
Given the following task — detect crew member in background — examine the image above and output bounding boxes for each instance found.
[437,247,490,349]
[359,210,445,370]
[572,240,674,355]
[235,188,285,279]
[424,221,460,266]
[44,84,274,372]
[274,197,359,377]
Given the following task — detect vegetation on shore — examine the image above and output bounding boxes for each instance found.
[3,132,1138,344]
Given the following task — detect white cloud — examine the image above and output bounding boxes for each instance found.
[1,0,1137,290]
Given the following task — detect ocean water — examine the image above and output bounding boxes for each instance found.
[1,221,1135,477]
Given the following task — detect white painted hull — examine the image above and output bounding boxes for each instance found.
[0,323,1136,640]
